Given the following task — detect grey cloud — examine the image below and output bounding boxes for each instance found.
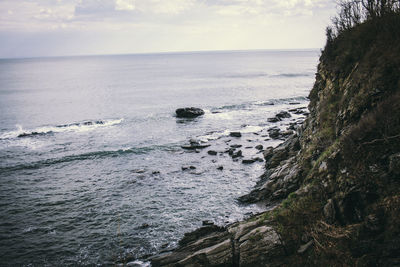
[74,0,117,15]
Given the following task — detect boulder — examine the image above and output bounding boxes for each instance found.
[176,107,205,118]
[207,150,218,156]
[267,117,281,123]
[268,128,282,139]
[231,150,243,159]
[242,159,256,164]
[276,111,291,119]
[230,132,242,137]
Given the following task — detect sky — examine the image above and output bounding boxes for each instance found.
[0,0,337,58]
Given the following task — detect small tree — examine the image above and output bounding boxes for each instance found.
[328,0,400,40]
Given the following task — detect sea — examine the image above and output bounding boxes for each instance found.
[0,50,319,266]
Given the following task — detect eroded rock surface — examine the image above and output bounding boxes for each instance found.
[150,216,285,267]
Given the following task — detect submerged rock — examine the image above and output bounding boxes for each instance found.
[176,107,205,118]
[181,140,211,150]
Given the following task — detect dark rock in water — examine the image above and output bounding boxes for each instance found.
[18,131,48,138]
[207,150,218,156]
[242,159,256,164]
[132,169,146,174]
[225,148,235,155]
[152,171,160,175]
[255,145,263,150]
[182,166,196,171]
[139,223,150,229]
[202,220,214,226]
[217,166,224,170]
[267,117,280,123]
[288,123,297,130]
[254,157,264,162]
[268,128,281,139]
[181,140,210,150]
[230,144,242,148]
[230,132,242,137]
[276,111,291,119]
[231,150,243,159]
[176,107,205,118]
[160,243,169,249]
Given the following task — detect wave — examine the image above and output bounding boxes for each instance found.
[210,96,308,112]
[272,73,312,78]
[0,144,180,173]
[197,125,264,142]
[0,119,123,140]
[221,72,269,79]
[219,72,311,79]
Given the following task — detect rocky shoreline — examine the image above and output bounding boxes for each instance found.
[146,106,309,266]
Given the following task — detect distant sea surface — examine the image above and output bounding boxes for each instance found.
[0,50,319,265]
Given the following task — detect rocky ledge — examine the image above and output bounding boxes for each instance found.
[150,215,284,267]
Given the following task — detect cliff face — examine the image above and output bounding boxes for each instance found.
[150,14,400,266]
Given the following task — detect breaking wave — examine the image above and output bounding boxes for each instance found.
[0,119,123,140]
[0,144,180,173]
[210,96,308,112]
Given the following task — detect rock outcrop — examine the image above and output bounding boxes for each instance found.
[150,216,285,267]
[176,107,205,118]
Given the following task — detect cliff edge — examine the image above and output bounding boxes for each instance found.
[150,8,400,267]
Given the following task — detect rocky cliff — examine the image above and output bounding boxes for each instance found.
[149,13,400,266]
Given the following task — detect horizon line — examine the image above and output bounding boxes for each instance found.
[0,48,321,61]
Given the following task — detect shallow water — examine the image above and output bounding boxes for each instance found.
[0,50,319,265]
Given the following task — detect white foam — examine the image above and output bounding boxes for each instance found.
[0,119,124,140]
[240,125,263,133]
[126,260,150,267]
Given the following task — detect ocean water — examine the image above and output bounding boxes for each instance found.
[0,50,319,265]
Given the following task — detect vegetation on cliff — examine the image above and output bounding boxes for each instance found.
[268,1,400,265]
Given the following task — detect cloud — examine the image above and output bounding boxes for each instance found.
[0,0,337,57]
[115,0,135,11]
